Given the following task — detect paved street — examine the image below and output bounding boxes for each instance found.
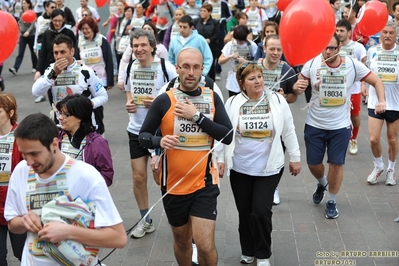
[3,48,399,266]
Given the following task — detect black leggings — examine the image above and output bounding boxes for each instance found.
[230,170,281,259]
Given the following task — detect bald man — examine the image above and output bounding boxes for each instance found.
[139,48,233,265]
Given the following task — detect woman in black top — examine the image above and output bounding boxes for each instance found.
[194,3,220,81]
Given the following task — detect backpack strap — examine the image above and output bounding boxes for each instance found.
[305,58,316,103]
[204,75,214,91]
[347,56,357,84]
[125,59,136,85]
[161,58,169,82]
[166,76,178,91]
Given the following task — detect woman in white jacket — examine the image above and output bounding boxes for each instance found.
[218,62,301,266]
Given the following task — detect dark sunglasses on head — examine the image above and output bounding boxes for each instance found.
[238,61,257,79]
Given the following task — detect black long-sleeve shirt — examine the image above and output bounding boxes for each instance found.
[139,87,233,149]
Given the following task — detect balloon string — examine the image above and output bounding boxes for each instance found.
[278,53,340,84]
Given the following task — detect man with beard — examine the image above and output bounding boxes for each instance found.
[123,29,177,239]
[336,19,367,155]
[4,113,127,265]
[257,34,298,205]
[138,47,233,265]
[364,21,399,186]
[293,34,385,219]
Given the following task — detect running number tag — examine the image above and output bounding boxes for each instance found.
[173,89,214,151]
[0,143,11,186]
[212,3,221,20]
[376,53,399,84]
[239,99,273,140]
[247,14,258,29]
[130,61,158,106]
[82,43,101,65]
[319,74,347,107]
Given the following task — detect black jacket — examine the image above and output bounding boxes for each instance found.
[194,17,220,54]
[36,25,78,74]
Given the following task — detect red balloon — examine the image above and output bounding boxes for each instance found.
[356,1,388,36]
[21,10,36,23]
[95,0,107,8]
[0,11,19,63]
[276,0,292,11]
[280,0,335,66]
[175,0,184,6]
[152,0,160,6]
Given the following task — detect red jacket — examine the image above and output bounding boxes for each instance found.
[0,124,23,225]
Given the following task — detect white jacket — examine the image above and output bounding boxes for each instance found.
[218,91,300,176]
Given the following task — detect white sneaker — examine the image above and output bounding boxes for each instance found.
[257,258,271,266]
[240,255,254,264]
[385,169,397,186]
[348,140,358,155]
[273,187,280,205]
[367,163,384,185]
[31,68,36,73]
[34,95,45,103]
[215,74,221,80]
[130,219,155,238]
[192,243,199,265]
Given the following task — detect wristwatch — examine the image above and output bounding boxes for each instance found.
[192,111,201,123]
[47,69,57,80]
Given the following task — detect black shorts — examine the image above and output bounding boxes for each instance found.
[162,185,220,227]
[128,132,150,159]
[368,109,399,123]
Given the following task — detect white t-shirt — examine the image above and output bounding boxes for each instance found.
[4,156,123,266]
[244,7,268,35]
[367,45,399,111]
[340,40,367,94]
[221,40,258,93]
[259,0,277,18]
[123,59,178,135]
[302,55,371,130]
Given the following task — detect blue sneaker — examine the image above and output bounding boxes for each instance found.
[325,200,339,219]
[313,183,327,204]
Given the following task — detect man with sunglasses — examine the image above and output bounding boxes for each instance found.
[123,29,177,239]
[139,47,232,265]
[293,33,386,219]
[75,0,100,22]
[364,21,399,187]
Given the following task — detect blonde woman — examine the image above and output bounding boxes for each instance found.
[163,7,186,50]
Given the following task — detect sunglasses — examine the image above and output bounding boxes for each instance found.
[238,61,257,79]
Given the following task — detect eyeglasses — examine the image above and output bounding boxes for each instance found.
[325,46,339,51]
[238,61,256,78]
[177,64,203,72]
[50,6,56,9]
[58,112,71,118]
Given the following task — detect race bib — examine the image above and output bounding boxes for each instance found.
[239,98,273,140]
[130,60,158,106]
[82,43,101,65]
[172,89,214,151]
[376,53,399,84]
[319,72,347,106]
